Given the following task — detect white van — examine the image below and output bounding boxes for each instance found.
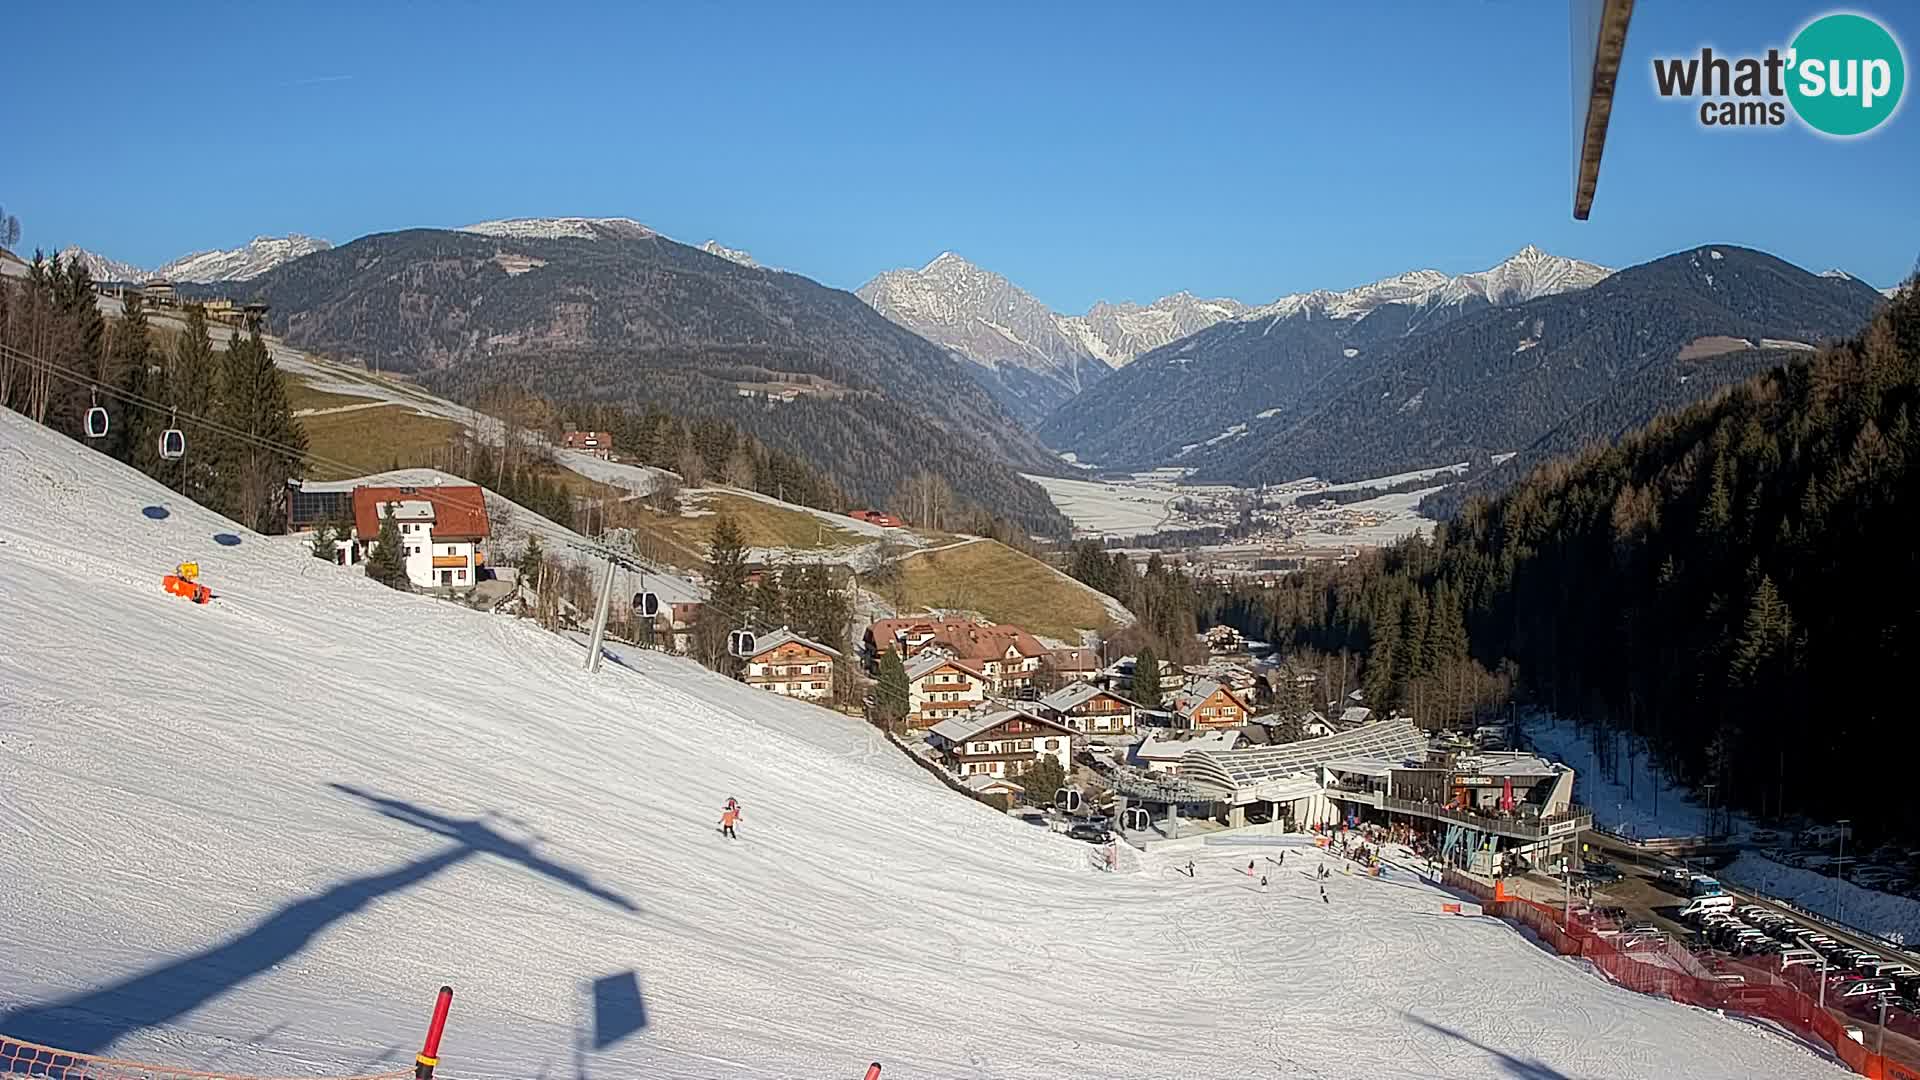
[1682,894,1736,918]
[1780,949,1823,971]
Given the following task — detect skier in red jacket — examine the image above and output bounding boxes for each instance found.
[720,798,742,839]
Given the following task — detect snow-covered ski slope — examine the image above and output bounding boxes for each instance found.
[0,411,1850,1080]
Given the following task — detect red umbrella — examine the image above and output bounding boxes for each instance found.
[1501,777,1515,812]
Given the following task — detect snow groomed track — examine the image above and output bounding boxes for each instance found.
[0,409,1853,1079]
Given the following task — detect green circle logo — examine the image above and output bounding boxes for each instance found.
[1787,13,1906,136]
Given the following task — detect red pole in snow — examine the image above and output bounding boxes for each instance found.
[864,1064,882,1080]
[416,985,454,1080]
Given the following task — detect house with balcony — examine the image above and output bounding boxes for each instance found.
[348,483,491,591]
[743,628,841,700]
[865,617,1049,696]
[1035,682,1140,738]
[1173,679,1251,732]
[905,653,990,729]
[925,706,1075,782]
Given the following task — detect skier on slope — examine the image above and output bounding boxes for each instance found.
[720,798,742,839]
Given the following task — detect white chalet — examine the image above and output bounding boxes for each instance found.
[905,652,991,729]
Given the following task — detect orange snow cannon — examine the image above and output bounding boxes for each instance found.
[163,562,211,604]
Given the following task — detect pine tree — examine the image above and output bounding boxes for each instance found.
[750,565,787,632]
[364,503,412,590]
[107,292,154,465]
[696,513,751,673]
[518,534,545,583]
[310,521,336,560]
[216,318,307,533]
[1132,645,1162,710]
[876,647,910,730]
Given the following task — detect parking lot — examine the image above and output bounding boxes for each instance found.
[1501,829,1920,1063]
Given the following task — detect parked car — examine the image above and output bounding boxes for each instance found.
[1841,979,1897,1000]
[1066,820,1111,844]
[1780,949,1823,971]
[1585,862,1624,884]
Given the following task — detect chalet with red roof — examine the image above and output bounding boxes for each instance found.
[348,484,491,591]
[864,616,1050,696]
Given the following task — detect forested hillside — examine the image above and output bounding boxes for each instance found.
[1,253,305,533]
[217,228,1070,536]
[1218,279,1920,839]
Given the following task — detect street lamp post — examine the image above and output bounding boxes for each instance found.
[1879,991,1891,1057]
[1702,782,1716,839]
[1837,819,1851,924]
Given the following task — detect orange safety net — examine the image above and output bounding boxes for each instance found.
[0,1035,413,1080]
[1438,872,1920,1080]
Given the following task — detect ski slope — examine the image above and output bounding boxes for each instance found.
[0,410,1851,1080]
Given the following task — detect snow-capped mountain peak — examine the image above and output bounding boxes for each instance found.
[458,217,656,242]
[699,240,759,268]
[155,235,332,282]
[52,234,331,284]
[55,246,148,284]
[1243,247,1609,325]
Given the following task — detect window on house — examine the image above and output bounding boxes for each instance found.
[1016,740,1032,751]
[457,570,466,582]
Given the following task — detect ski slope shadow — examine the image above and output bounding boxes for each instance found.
[1406,1014,1577,1080]
[0,785,637,1058]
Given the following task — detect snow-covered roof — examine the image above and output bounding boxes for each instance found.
[927,706,1069,745]
[1453,753,1561,780]
[905,651,985,682]
[1179,679,1247,721]
[1135,730,1241,763]
[1038,682,1136,713]
[1340,706,1373,725]
[748,627,842,661]
[961,773,1023,794]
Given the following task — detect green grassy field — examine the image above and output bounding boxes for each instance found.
[893,539,1113,641]
[640,491,870,554]
[297,405,466,480]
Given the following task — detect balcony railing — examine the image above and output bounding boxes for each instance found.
[1379,796,1593,840]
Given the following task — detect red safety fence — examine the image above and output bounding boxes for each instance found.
[0,1037,413,1080]
[3,988,452,1080]
[1442,877,1920,1080]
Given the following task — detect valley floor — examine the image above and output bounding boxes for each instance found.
[0,409,1852,1080]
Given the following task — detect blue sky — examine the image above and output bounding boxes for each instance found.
[7,1,1915,310]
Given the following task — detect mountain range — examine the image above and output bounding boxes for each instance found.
[856,253,1247,424]
[1036,245,1614,468]
[58,235,332,284]
[1049,245,1885,493]
[212,221,1071,535]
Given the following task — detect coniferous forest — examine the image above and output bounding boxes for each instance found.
[1,252,307,533]
[1216,281,1919,839]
